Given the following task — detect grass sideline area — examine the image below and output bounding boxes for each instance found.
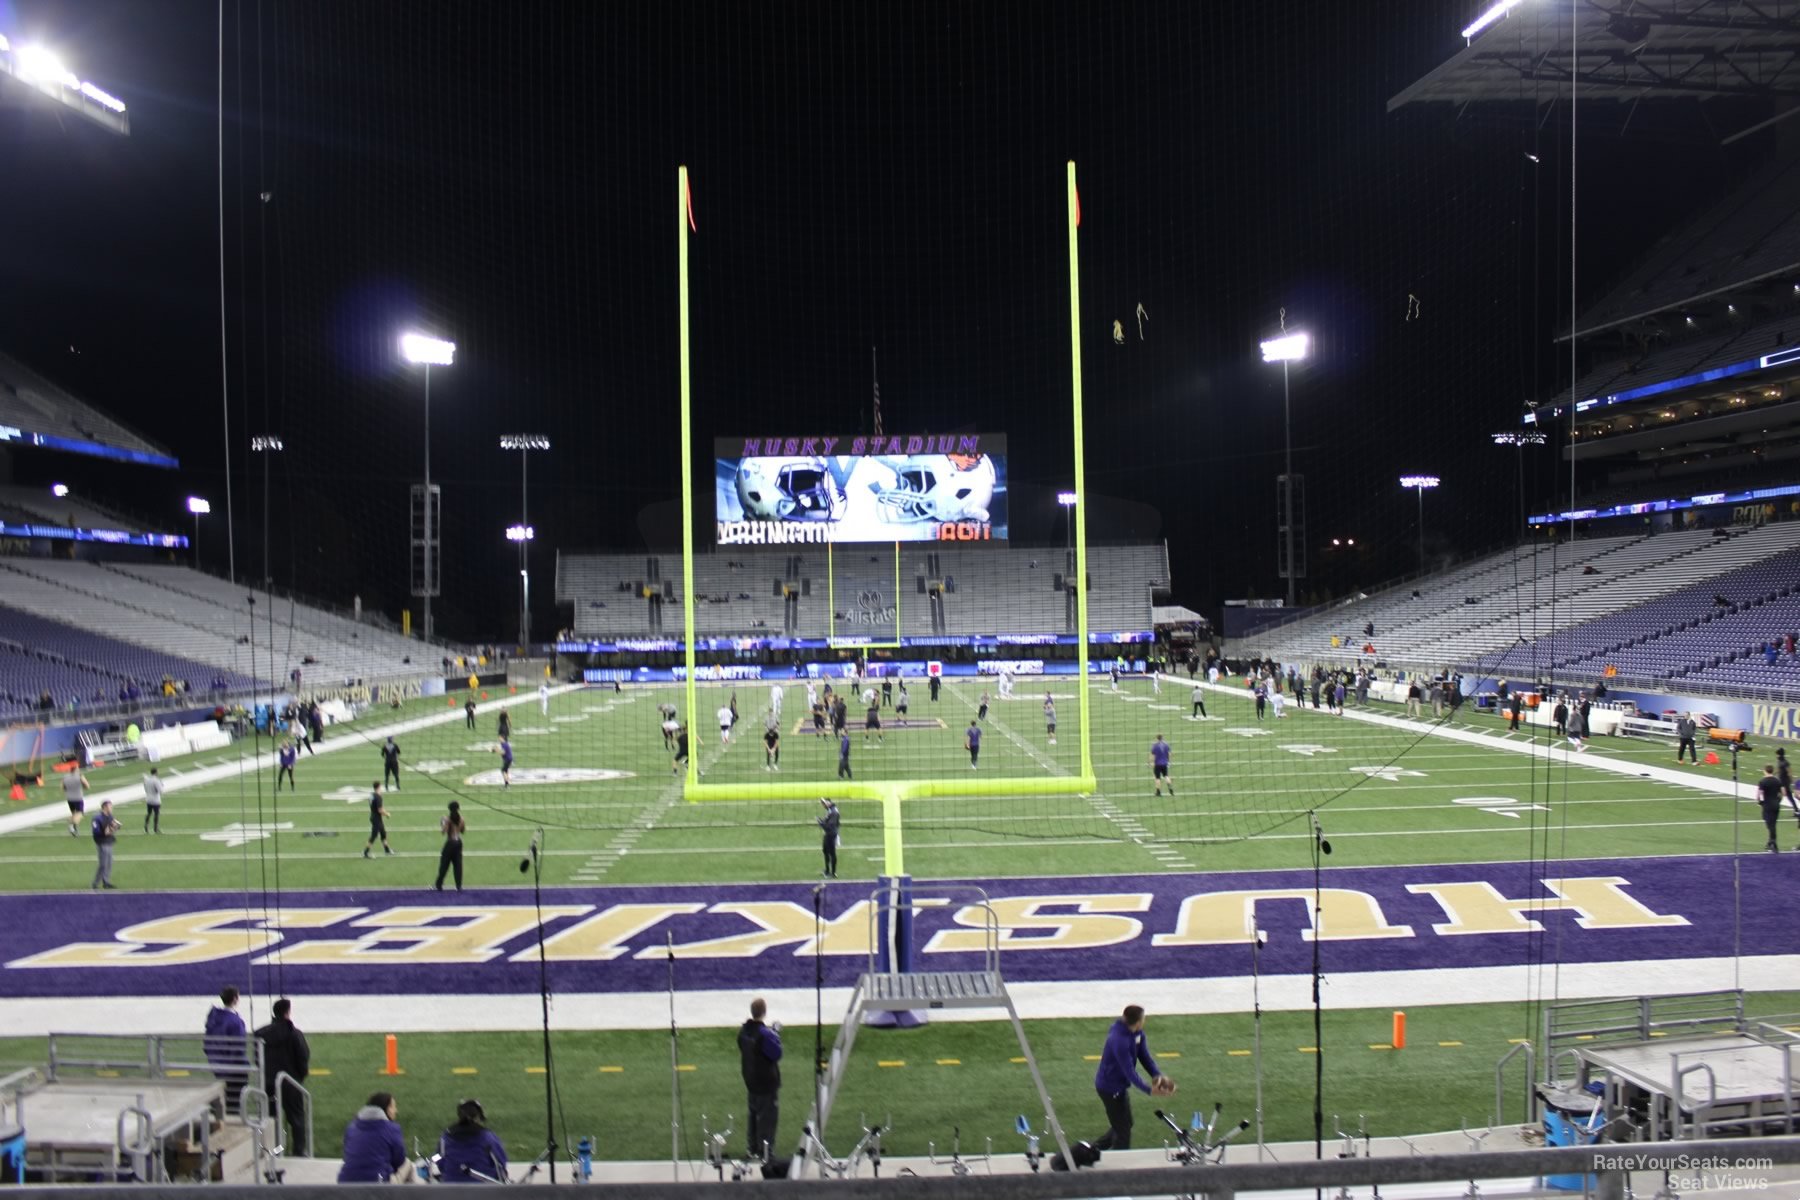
[0,677,1769,892]
[7,992,1796,1162]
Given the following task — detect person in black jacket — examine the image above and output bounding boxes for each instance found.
[381,738,403,790]
[1757,764,1785,852]
[256,998,312,1154]
[817,799,840,879]
[737,998,783,1162]
[1676,713,1698,763]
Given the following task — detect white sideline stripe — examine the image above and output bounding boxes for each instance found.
[0,686,587,837]
[0,953,1790,1036]
[1199,680,1765,802]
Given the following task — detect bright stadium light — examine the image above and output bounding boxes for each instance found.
[500,434,550,451]
[1056,491,1078,506]
[50,483,68,497]
[1492,431,1547,446]
[399,332,455,365]
[1400,476,1439,575]
[250,435,284,452]
[1262,327,1311,606]
[506,524,535,542]
[16,45,76,88]
[1461,0,1523,41]
[1258,331,1310,363]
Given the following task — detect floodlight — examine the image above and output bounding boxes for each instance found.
[1259,331,1310,363]
[1491,431,1546,446]
[187,496,211,514]
[506,524,535,542]
[1461,0,1522,41]
[500,434,551,451]
[78,80,125,112]
[250,435,284,452]
[16,45,76,88]
[1056,491,1078,506]
[50,483,68,497]
[399,332,455,365]
[1399,475,1440,490]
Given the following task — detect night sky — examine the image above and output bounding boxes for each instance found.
[1,0,1777,640]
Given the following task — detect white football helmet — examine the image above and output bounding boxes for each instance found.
[875,453,996,524]
[735,457,842,521]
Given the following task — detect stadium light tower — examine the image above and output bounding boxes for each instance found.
[500,434,550,643]
[400,332,455,640]
[1260,330,1310,608]
[187,496,211,569]
[1400,475,1440,574]
[251,435,283,585]
[1057,490,1078,553]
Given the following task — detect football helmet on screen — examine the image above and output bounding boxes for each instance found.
[735,457,843,521]
[874,453,996,524]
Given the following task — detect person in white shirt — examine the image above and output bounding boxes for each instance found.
[769,683,783,718]
[142,767,164,834]
[998,669,1014,699]
[805,681,818,711]
[539,681,550,716]
[1271,689,1287,719]
[717,704,734,745]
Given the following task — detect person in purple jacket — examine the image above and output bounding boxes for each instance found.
[276,740,297,792]
[202,985,250,1112]
[338,1091,413,1183]
[435,1098,509,1183]
[1089,1004,1170,1151]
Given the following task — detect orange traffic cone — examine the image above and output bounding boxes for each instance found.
[7,782,24,803]
[1704,751,1720,765]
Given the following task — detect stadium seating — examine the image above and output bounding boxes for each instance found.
[0,560,430,691]
[0,351,174,465]
[0,485,150,532]
[555,545,1168,639]
[1239,522,1800,697]
[0,602,253,720]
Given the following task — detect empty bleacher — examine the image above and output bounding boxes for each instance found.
[556,545,1166,639]
[0,560,431,692]
[0,604,251,719]
[1238,521,1800,700]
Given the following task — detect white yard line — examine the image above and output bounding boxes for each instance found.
[0,686,588,836]
[1199,680,1764,802]
[0,953,1790,1036]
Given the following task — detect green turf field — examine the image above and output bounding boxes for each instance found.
[0,676,1763,892]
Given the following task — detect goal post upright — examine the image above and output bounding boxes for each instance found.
[1067,160,1094,782]
[678,165,700,786]
[676,161,1097,865]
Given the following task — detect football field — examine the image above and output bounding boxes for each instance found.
[0,675,1772,892]
[1,676,1793,1162]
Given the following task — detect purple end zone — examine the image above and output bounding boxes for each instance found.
[0,855,1789,998]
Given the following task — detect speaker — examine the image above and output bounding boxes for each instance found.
[1053,573,1065,591]
[774,579,785,597]
[916,576,927,595]
[663,579,674,600]
[801,578,811,596]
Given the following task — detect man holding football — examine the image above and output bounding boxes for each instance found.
[1090,1004,1173,1153]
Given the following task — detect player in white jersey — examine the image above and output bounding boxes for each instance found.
[769,682,783,718]
[805,681,819,711]
[717,703,735,745]
[539,680,551,716]
[1270,690,1286,719]
[998,669,1014,699]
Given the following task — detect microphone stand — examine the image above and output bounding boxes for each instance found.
[1309,810,1330,1200]
[521,827,557,1183]
[667,931,681,1181]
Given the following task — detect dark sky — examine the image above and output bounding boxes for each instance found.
[0,0,1777,639]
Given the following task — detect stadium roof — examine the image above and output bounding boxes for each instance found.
[1389,0,1800,111]
[0,351,179,469]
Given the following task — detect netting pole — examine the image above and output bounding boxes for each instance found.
[678,165,699,786]
[1066,161,1093,781]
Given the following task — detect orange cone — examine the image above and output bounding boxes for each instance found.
[382,1034,403,1075]
[7,783,24,803]
[1704,751,1720,765]
[1392,1011,1407,1049]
